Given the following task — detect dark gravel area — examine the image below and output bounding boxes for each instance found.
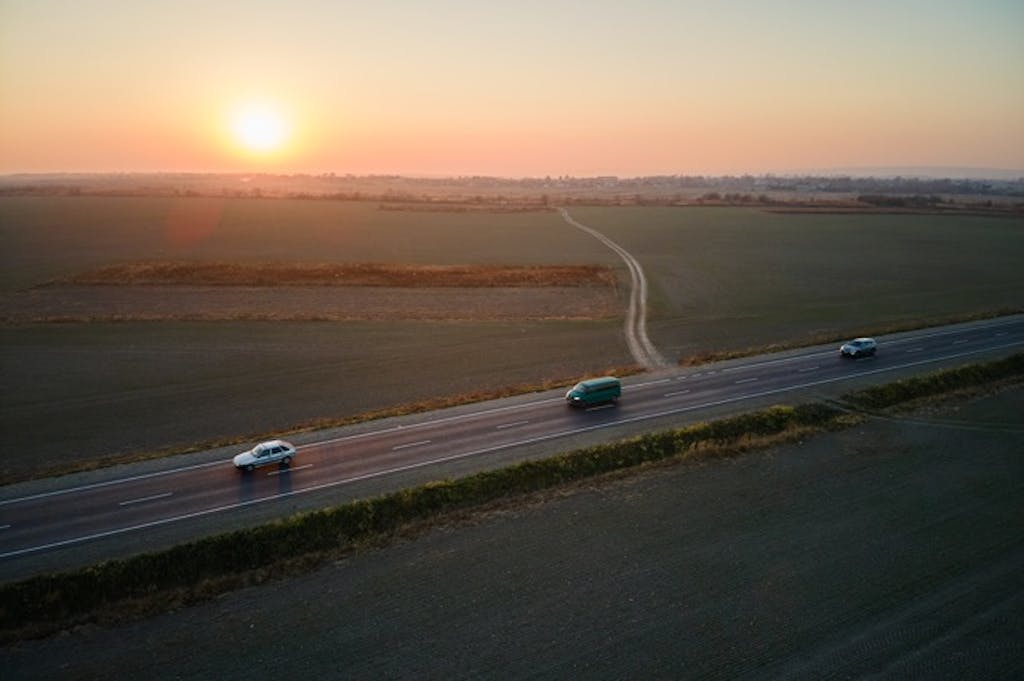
[4,388,1022,680]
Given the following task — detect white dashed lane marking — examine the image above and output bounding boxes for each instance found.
[119,492,173,507]
[268,464,313,476]
[496,420,530,430]
[392,440,432,451]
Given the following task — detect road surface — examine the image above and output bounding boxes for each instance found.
[1,314,1021,580]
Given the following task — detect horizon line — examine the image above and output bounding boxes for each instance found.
[2,166,1023,182]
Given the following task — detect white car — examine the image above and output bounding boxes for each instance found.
[233,439,296,471]
[840,337,878,358]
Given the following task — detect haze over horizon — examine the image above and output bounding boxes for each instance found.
[2,1,1022,178]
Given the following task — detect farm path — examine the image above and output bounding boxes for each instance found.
[558,208,669,369]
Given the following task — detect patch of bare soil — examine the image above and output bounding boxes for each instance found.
[377,202,554,213]
[5,263,620,322]
[0,285,620,322]
[55,262,616,288]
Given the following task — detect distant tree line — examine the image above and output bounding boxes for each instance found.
[2,172,1023,209]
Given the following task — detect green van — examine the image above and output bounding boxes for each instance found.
[565,376,622,407]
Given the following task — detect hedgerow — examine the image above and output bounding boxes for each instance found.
[845,352,1024,409]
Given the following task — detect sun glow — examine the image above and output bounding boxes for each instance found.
[229,102,290,154]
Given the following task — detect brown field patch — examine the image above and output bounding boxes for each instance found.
[377,202,554,213]
[56,261,617,288]
[1,286,621,323]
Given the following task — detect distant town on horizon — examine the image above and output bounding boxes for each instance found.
[2,169,1022,209]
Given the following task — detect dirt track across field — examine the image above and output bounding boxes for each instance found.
[559,208,668,368]
[6,387,1021,679]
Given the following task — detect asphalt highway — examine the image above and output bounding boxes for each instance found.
[2,315,1022,575]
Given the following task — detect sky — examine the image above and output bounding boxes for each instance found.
[1,0,1022,177]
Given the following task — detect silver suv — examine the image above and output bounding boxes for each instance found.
[840,337,877,358]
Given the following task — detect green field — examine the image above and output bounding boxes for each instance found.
[1,197,1022,481]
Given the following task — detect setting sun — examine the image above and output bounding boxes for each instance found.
[229,102,290,154]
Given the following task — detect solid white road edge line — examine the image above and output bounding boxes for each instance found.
[0,460,225,507]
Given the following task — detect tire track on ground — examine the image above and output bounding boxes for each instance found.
[558,208,669,369]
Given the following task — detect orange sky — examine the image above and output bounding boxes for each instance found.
[1,1,1022,176]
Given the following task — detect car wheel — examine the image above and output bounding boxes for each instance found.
[245,463,255,472]
[281,456,292,466]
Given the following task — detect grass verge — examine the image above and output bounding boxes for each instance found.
[4,352,1022,641]
[678,308,1022,366]
[843,352,1024,409]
